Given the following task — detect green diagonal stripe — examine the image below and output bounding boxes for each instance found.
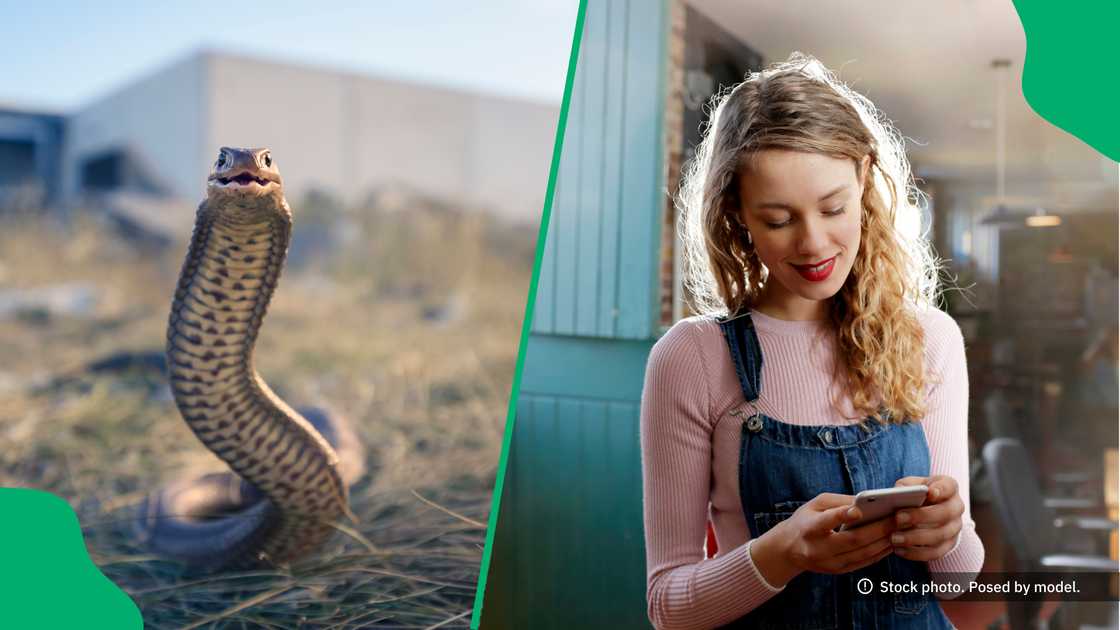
[469,1,588,627]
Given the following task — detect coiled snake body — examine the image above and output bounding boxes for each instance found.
[136,147,365,570]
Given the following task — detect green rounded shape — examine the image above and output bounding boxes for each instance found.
[0,489,142,629]
[1013,0,1120,162]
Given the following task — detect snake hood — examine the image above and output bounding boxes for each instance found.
[137,147,365,570]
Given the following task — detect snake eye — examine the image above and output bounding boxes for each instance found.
[217,152,227,168]
[262,152,272,168]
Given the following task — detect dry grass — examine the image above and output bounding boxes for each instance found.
[0,198,532,628]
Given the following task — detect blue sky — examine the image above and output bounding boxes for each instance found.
[0,1,578,111]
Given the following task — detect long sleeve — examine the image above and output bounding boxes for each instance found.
[918,310,986,596]
[641,322,784,630]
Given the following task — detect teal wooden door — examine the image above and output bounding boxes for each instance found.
[482,0,669,627]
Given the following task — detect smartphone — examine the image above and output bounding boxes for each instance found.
[837,485,928,531]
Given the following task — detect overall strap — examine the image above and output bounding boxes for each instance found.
[718,312,763,404]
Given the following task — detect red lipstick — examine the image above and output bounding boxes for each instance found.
[791,256,836,282]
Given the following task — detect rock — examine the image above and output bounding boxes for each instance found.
[0,283,100,320]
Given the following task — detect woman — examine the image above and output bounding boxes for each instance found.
[641,54,985,629]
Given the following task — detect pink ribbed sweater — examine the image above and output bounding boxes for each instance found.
[640,308,985,630]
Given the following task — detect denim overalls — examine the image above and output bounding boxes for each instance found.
[717,313,953,630]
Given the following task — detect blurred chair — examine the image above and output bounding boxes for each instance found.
[982,438,1118,629]
[983,390,1100,511]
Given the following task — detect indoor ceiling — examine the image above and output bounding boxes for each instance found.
[687,0,1117,213]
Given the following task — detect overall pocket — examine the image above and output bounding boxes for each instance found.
[886,553,930,615]
[744,507,838,630]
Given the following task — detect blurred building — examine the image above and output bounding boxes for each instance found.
[0,106,64,209]
[1,50,560,225]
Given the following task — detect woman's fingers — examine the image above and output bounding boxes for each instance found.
[820,537,894,573]
[814,504,858,535]
[789,479,966,573]
[895,474,959,505]
[894,476,928,488]
[895,494,963,528]
[893,537,957,562]
[831,516,896,550]
[864,545,898,570]
[925,475,958,503]
[886,476,963,562]
[845,542,896,572]
[891,520,961,548]
[812,493,858,509]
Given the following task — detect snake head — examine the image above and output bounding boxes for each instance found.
[206,147,284,202]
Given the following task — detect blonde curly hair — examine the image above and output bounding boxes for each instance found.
[678,53,943,424]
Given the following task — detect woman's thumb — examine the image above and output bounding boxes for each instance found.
[820,504,858,532]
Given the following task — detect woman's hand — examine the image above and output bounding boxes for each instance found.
[889,475,964,561]
[752,492,897,587]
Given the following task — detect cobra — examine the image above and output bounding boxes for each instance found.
[135,147,366,570]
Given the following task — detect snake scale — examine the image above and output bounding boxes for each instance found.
[136,147,366,570]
